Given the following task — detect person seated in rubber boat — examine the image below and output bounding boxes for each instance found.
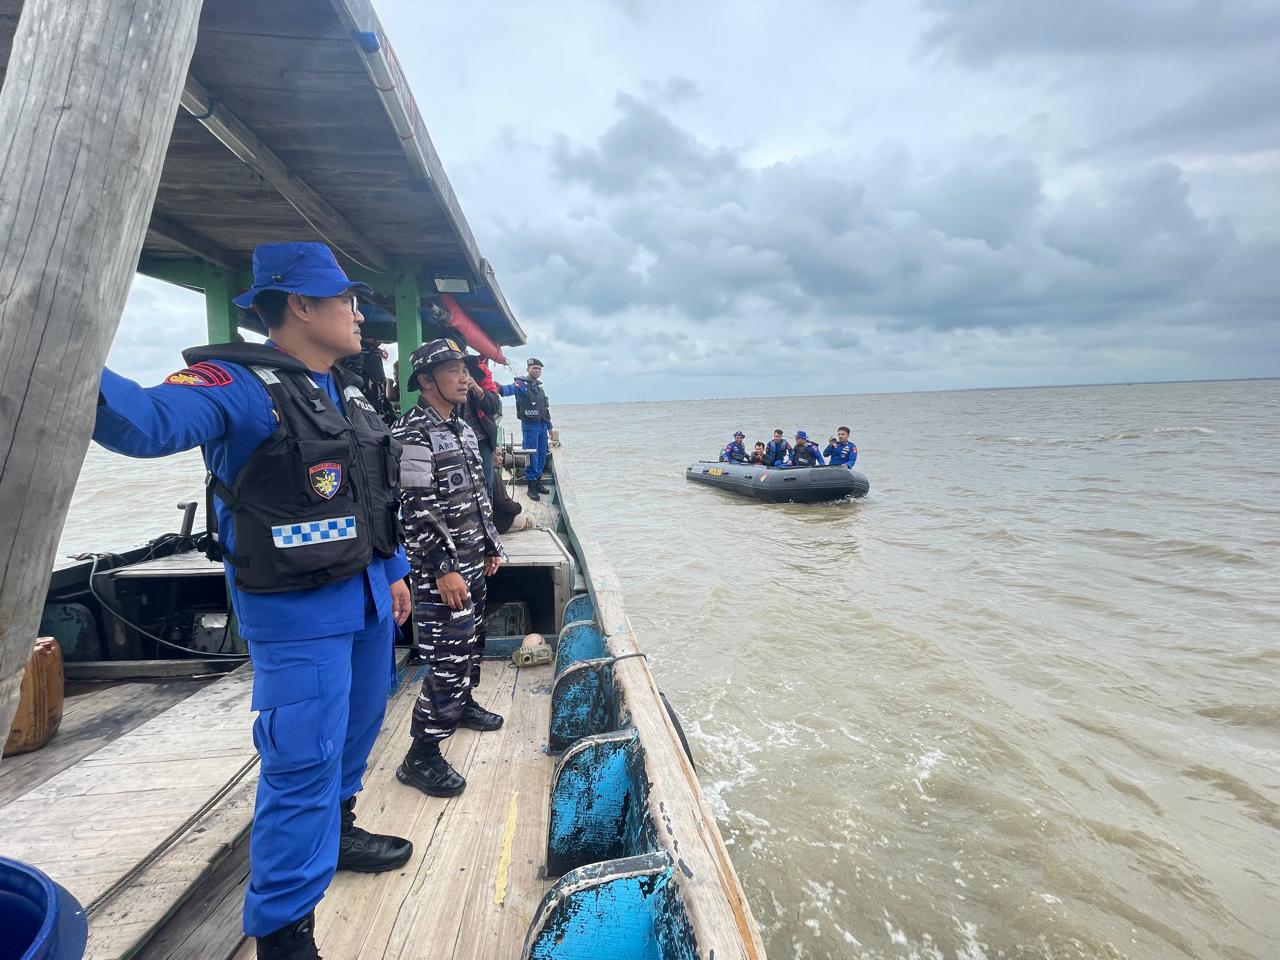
[764,429,791,467]
[747,441,769,466]
[786,431,825,467]
[719,431,749,463]
[824,427,858,468]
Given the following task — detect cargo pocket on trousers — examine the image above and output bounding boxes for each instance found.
[251,663,332,774]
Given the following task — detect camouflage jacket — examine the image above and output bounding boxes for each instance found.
[393,399,505,584]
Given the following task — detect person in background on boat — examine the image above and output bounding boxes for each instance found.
[339,327,396,426]
[824,427,858,467]
[498,357,553,501]
[764,429,791,467]
[462,352,502,495]
[91,242,413,960]
[394,339,507,800]
[787,431,825,467]
[747,441,769,466]
[719,431,749,463]
[491,450,532,534]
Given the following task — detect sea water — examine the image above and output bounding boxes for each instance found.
[62,379,1280,959]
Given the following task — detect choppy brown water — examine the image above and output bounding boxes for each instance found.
[62,379,1279,959]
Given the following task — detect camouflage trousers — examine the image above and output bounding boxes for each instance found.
[410,561,487,743]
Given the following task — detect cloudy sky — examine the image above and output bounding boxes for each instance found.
[112,0,1280,403]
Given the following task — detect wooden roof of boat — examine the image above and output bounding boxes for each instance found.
[0,0,524,347]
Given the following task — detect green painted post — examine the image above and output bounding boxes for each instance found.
[202,262,238,344]
[393,262,422,413]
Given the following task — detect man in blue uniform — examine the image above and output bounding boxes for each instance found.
[92,243,414,960]
[824,426,858,467]
[787,430,825,466]
[499,358,553,500]
[764,429,791,467]
[719,430,748,463]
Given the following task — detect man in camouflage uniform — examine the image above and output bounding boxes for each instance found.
[394,339,507,796]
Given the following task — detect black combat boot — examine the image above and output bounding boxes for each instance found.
[256,912,320,960]
[536,478,551,494]
[458,698,504,732]
[396,739,466,797]
[336,796,413,873]
[527,478,540,501]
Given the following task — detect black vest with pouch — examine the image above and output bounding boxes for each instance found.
[184,343,403,594]
[791,442,818,467]
[514,377,550,422]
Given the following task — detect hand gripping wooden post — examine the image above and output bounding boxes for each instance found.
[0,0,206,754]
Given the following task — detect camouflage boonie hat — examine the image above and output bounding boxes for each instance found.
[408,338,466,389]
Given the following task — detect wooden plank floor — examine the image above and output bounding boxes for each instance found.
[0,677,213,805]
[0,668,256,928]
[229,658,555,960]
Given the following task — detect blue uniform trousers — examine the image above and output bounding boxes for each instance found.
[243,615,394,936]
[522,421,550,483]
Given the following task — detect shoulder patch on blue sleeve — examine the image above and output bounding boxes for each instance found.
[163,361,233,387]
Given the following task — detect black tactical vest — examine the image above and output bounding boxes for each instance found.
[184,343,403,594]
[514,378,549,422]
[792,442,818,467]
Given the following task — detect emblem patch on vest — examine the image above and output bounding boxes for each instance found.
[308,462,343,499]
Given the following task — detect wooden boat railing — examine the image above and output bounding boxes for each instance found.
[528,452,766,959]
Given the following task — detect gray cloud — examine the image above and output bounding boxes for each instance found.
[550,92,738,195]
[919,0,1280,63]
[104,0,1280,402]
[498,90,1274,346]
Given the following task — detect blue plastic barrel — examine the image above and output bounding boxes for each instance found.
[0,857,87,960]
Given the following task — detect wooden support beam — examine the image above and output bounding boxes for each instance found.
[179,74,390,273]
[328,0,483,280]
[136,258,207,291]
[203,262,238,344]
[393,262,422,413]
[147,214,239,272]
[0,0,205,762]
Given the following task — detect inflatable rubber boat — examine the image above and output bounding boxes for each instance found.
[685,461,870,503]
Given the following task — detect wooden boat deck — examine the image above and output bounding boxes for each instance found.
[218,657,555,960]
[0,676,215,806]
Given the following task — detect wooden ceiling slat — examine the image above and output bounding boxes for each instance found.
[197,0,350,42]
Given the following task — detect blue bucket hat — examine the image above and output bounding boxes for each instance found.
[795,430,808,440]
[233,242,371,309]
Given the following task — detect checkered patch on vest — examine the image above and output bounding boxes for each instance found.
[271,517,358,549]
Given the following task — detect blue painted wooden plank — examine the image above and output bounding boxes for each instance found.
[562,593,595,627]
[548,730,639,874]
[549,658,615,752]
[555,621,607,677]
[524,853,699,960]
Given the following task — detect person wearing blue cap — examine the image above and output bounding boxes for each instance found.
[787,431,825,467]
[719,431,749,463]
[92,242,414,960]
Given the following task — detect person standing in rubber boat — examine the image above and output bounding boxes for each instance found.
[747,441,769,466]
[824,427,858,468]
[764,429,791,468]
[720,430,749,463]
[499,357,553,500]
[91,242,414,960]
[394,339,507,800]
[787,431,825,467]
